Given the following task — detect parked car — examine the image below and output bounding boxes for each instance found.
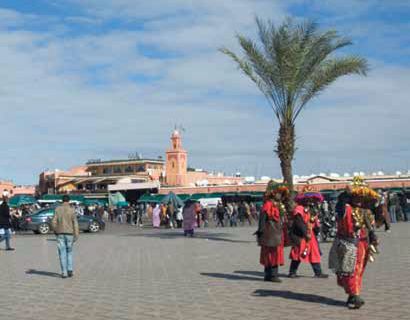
[21,207,105,235]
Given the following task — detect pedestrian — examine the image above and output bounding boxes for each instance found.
[182,200,197,237]
[146,203,153,220]
[238,202,246,225]
[388,193,398,223]
[398,192,407,221]
[244,202,252,226]
[176,206,183,228]
[216,201,225,227]
[288,190,328,279]
[160,204,167,226]
[166,201,175,228]
[11,207,22,231]
[329,178,380,309]
[374,191,390,232]
[0,196,15,251]
[194,202,201,228]
[136,203,144,227]
[226,203,233,226]
[50,195,79,279]
[115,207,123,224]
[201,206,209,228]
[108,207,114,222]
[152,204,161,228]
[256,182,289,283]
[231,203,238,227]
[96,205,104,220]
[250,202,258,221]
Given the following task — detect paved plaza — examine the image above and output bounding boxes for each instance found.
[0,223,409,320]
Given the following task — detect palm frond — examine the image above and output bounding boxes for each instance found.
[294,56,369,121]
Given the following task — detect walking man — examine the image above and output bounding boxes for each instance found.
[216,201,225,227]
[51,195,79,279]
[0,195,15,251]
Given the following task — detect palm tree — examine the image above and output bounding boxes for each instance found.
[221,18,368,191]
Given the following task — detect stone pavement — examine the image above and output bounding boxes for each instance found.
[0,223,409,320]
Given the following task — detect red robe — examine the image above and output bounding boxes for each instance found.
[259,201,284,267]
[336,204,369,295]
[289,205,321,263]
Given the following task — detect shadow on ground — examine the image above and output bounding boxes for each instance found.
[122,230,254,243]
[26,269,61,278]
[201,270,310,281]
[201,272,261,281]
[234,270,311,278]
[253,289,345,307]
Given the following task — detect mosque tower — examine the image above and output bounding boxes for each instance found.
[165,130,187,186]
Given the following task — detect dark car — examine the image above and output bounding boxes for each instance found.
[21,207,105,235]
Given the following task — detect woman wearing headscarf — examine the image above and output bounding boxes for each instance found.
[152,204,161,228]
[182,200,197,237]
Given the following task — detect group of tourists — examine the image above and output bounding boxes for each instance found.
[256,178,383,309]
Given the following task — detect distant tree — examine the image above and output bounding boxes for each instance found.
[221,18,368,192]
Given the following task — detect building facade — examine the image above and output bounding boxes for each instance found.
[39,159,164,196]
[165,130,188,186]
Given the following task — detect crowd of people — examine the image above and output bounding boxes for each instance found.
[146,201,260,229]
[102,200,263,230]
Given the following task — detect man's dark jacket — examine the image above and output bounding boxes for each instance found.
[0,202,11,229]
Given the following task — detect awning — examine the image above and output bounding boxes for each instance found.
[9,195,37,208]
[83,198,109,206]
[108,181,160,192]
[138,194,165,203]
[388,187,407,193]
[41,194,85,202]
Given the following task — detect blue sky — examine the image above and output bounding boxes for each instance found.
[0,0,409,184]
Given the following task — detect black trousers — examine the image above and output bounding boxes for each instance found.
[264,266,279,279]
[289,260,322,276]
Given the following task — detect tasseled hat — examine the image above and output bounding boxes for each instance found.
[294,184,324,204]
[264,180,290,201]
[350,176,380,204]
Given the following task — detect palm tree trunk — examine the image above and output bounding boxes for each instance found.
[276,123,296,213]
[276,123,296,191]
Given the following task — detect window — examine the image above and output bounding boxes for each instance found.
[113,167,122,174]
[103,167,112,174]
[135,165,145,172]
[124,166,133,173]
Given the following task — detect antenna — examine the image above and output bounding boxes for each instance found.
[179,124,186,133]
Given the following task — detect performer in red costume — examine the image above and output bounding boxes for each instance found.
[256,182,289,283]
[288,190,328,278]
[330,178,380,309]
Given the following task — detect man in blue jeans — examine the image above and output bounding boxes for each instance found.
[51,195,79,279]
[0,195,15,251]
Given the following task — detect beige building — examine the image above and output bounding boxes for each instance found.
[39,158,164,197]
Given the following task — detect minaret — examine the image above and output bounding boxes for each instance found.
[165,130,187,186]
